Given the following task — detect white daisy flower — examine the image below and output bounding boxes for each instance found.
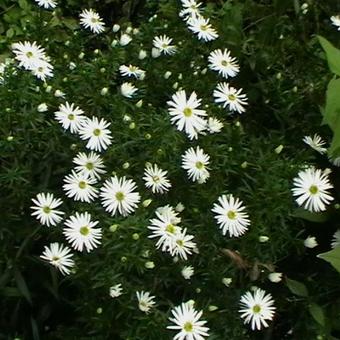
[180,0,202,19]
[63,212,102,252]
[331,230,340,248]
[100,176,141,216]
[12,41,46,70]
[167,90,207,140]
[207,117,223,134]
[31,193,64,227]
[34,0,57,9]
[187,16,218,42]
[302,134,327,154]
[31,59,54,81]
[156,205,182,224]
[239,288,276,331]
[120,82,138,98]
[208,49,240,79]
[167,302,209,340]
[212,194,250,237]
[171,228,197,260]
[213,82,248,113]
[119,64,145,79]
[54,102,86,134]
[109,284,123,298]
[143,164,171,194]
[78,117,112,152]
[292,167,333,212]
[181,265,194,280]
[136,291,156,313]
[331,15,340,30]
[40,242,74,275]
[182,146,210,183]
[72,151,106,180]
[153,35,177,55]
[63,170,98,203]
[79,9,105,34]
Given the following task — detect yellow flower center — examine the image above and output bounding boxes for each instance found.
[91,18,99,23]
[43,206,51,214]
[166,224,176,234]
[309,185,319,195]
[176,239,184,247]
[78,181,87,189]
[183,107,193,117]
[200,24,208,31]
[93,128,101,136]
[221,60,229,67]
[86,162,94,170]
[183,321,193,332]
[26,51,33,58]
[152,175,160,183]
[52,256,60,261]
[115,191,125,201]
[228,94,236,101]
[80,226,90,236]
[227,210,237,220]
[252,304,261,314]
[68,114,75,120]
[195,161,204,170]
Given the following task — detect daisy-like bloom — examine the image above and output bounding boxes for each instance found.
[187,16,218,42]
[136,291,156,314]
[54,102,86,134]
[212,194,250,237]
[109,284,123,298]
[302,134,327,154]
[153,35,177,55]
[31,193,64,227]
[119,64,145,79]
[78,117,112,152]
[63,212,102,252]
[181,265,194,280]
[167,302,209,340]
[331,15,340,31]
[208,49,240,79]
[182,146,210,183]
[40,242,74,275]
[34,0,57,9]
[120,82,138,98]
[213,82,248,113]
[331,230,340,248]
[31,59,54,81]
[180,0,202,19]
[143,164,171,194]
[79,9,105,34]
[73,151,106,180]
[207,117,223,134]
[100,176,141,216]
[171,228,197,260]
[167,90,207,140]
[239,288,276,331]
[292,167,333,212]
[12,41,46,70]
[63,170,98,203]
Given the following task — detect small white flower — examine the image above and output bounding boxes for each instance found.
[72,151,106,180]
[31,59,54,81]
[167,90,207,140]
[222,277,233,287]
[182,146,210,183]
[63,212,102,252]
[100,176,140,216]
[78,116,112,152]
[34,0,57,9]
[239,288,276,331]
[304,236,318,248]
[40,242,74,275]
[292,167,333,212]
[331,230,340,248]
[136,291,156,313]
[187,16,218,42]
[37,103,48,112]
[119,33,132,46]
[138,49,147,60]
[63,170,98,203]
[112,24,120,32]
[207,117,223,134]
[143,164,171,194]
[212,194,250,237]
[171,228,197,260]
[268,272,283,283]
[55,102,86,133]
[120,82,138,98]
[54,89,65,98]
[208,49,240,79]
[331,15,340,31]
[153,35,176,55]
[12,41,46,70]
[213,82,248,113]
[180,0,202,19]
[119,64,145,79]
[303,134,327,154]
[79,9,105,34]
[109,284,123,298]
[167,302,209,340]
[181,265,194,279]
[31,193,64,227]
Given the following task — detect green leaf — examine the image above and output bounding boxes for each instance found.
[324,78,340,131]
[18,0,28,10]
[14,268,32,304]
[318,36,340,76]
[292,208,330,223]
[309,303,325,326]
[318,247,340,273]
[286,278,309,297]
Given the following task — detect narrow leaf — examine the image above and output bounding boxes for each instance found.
[318,247,340,273]
[286,278,308,297]
[318,36,340,76]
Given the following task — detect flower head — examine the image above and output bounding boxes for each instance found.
[34,0,57,9]
[136,291,156,313]
[143,164,171,194]
[181,265,194,280]
[303,134,327,154]
[182,146,210,183]
[171,228,197,260]
[55,102,86,134]
[208,49,239,79]
[80,9,105,34]
[73,151,106,180]
[120,82,138,98]
[119,64,145,79]
[110,284,123,298]
[153,35,177,55]
[207,117,223,134]
[331,15,340,30]
[187,16,218,42]
[31,59,54,81]
[239,288,276,331]
[12,41,46,70]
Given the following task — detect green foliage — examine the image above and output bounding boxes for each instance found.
[318,247,340,274]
